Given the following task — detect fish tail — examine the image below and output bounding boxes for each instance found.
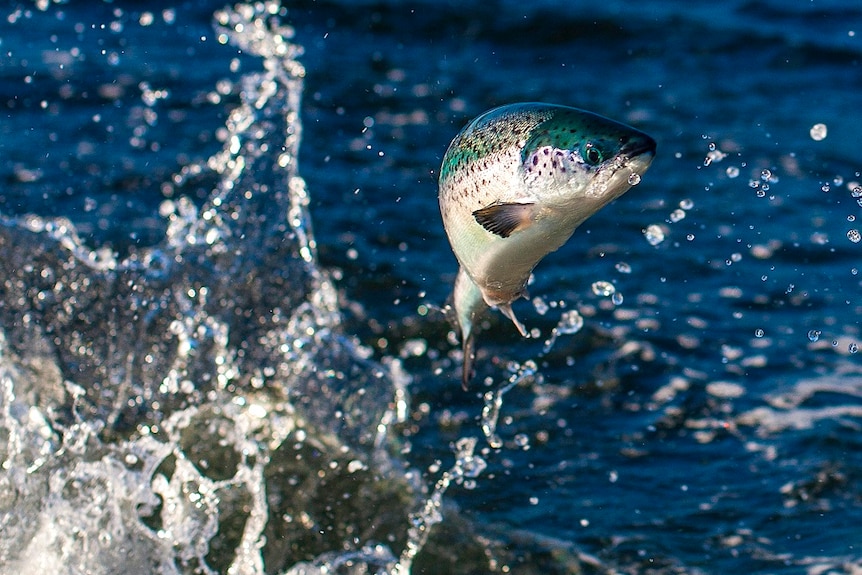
[453,267,485,389]
[461,330,475,391]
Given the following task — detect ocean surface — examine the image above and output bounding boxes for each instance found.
[1,1,861,573]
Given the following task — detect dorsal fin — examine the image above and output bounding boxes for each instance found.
[473,202,536,238]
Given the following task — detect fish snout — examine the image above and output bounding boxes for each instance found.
[622,133,657,161]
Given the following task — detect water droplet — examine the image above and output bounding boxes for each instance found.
[756,189,766,198]
[679,198,694,210]
[611,292,624,305]
[754,328,764,338]
[556,310,584,335]
[848,215,856,222]
[726,166,740,178]
[669,208,686,223]
[643,224,666,246]
[821,183,831,193]
[686,233,695,241]
[847,229,861,243]
[591,281,616,297]
[834,175,844,186]
[705,149,727,165]
[810,123,828,141]
[760,169,772,181]
[400,338,428,358]
[627,173,641,186]
[615,262,632,274]
[807,329,821,342]
[532,296,549,315]
[542,309,585,353]
[851,343,859,354]
[851,185,862,198]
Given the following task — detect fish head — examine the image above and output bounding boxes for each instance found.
[520,107,656,224]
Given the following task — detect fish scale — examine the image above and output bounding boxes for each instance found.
[438,102,656,388]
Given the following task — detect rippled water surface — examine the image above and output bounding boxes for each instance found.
[1,1,861,574]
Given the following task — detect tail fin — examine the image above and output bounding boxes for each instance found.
[453,267,485,390]
[461,329,475,390]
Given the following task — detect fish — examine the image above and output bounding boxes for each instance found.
[438,102,656,389]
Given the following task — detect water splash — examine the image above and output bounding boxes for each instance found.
[393,437,486,575]
[542,310,586,354]
[480,361,538,448]
[0,3,413,574]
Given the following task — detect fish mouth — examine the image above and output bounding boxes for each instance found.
[596,134,656,181]
[589,134,655,198]
[622,135,657,161]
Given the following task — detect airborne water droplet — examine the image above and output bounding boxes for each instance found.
[542,309,586,353]
[615,262,632,274]
[591,281,616,297]
[532,296,549,316]
[848,229,861,243]
[807,329,821,342]
[627,173,641,186]
[644,224,666,246]
[669,208,686,223]
[557,310,584,334]
[810,123,828,141]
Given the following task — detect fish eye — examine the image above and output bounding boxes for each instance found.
[583,143,603,166]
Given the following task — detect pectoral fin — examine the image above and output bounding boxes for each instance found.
[473,202,536,238]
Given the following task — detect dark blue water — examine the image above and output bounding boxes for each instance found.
[1,1,861,573]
